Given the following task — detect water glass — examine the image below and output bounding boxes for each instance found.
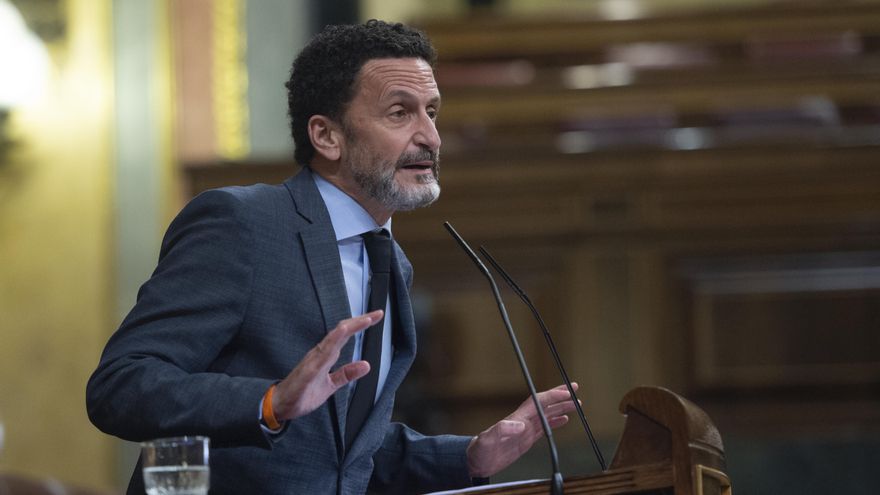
[141,436,210,495]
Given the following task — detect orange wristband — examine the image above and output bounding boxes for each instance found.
[262,384,281,430]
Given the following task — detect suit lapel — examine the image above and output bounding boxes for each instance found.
[285,169,354,456]
[286,170,419,462]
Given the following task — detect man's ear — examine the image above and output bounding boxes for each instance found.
[308,115,342,162]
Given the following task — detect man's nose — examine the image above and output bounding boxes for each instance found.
[414,112,441,151]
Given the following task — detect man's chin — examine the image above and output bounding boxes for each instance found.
[392,184,440,211]
[395,168,438,183]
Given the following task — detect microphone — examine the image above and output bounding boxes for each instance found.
[478,246,608,472]
[443,222,564,495]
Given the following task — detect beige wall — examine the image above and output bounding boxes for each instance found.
[0,0,116,490]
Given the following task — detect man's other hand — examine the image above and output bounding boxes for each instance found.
[466,383,579,479]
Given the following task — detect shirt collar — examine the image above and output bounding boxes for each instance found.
[312,172,392,242]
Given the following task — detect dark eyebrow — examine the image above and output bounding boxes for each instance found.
[385,89,441,107]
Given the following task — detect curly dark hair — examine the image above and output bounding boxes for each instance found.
[285,19,437,166]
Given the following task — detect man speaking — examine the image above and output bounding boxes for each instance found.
[87,19,576,494]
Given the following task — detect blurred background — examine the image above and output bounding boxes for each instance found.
[1,0,879,493]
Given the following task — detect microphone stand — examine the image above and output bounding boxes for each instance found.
[479,246,608,472]
[444,222,564,495]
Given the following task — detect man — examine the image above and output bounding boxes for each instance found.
[87,20,576,494]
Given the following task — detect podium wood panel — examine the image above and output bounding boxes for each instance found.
[431,387,730,495]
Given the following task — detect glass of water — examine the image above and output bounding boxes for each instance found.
[141,436,210,495]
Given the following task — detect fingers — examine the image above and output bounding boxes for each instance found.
[515,384,578,415]
[293,310,383,386]
[536,382,578,406]
[508,384,581,437]
[309,311,383,369]
[325,309,382,356]
[531,384,580,417]
[325,310,383,348]
[329,361,370,389]
[536,397,579,426]
[549,415,570,429]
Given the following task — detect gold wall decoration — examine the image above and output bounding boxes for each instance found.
[212,0,250,160]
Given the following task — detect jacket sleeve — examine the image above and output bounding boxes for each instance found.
[86,189,274,448]
[369,422,474,494]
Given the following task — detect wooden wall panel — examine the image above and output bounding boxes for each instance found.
[181,4,880,447]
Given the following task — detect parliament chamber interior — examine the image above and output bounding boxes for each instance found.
[1,0,878,493]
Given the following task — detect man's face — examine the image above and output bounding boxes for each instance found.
[338,57,442,216]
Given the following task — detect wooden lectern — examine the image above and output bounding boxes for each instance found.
[441,386,731,495]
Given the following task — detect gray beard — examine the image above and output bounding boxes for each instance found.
[351,152,441,212]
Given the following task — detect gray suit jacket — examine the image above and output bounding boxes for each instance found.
[86,168,473,494]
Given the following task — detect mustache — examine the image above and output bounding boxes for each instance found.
[396,149,439,170]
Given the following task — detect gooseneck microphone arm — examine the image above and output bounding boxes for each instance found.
[443,222,564,495]
[478,246,608,472]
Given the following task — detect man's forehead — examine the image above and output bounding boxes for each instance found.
[356,58,439,98]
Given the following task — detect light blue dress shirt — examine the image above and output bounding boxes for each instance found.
[313,173,393,404]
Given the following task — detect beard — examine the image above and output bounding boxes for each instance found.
[347,147,441,212]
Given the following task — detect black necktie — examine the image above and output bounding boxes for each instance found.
[345,229,391,448]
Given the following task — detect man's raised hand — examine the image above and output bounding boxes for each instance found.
[271,310,383,422]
